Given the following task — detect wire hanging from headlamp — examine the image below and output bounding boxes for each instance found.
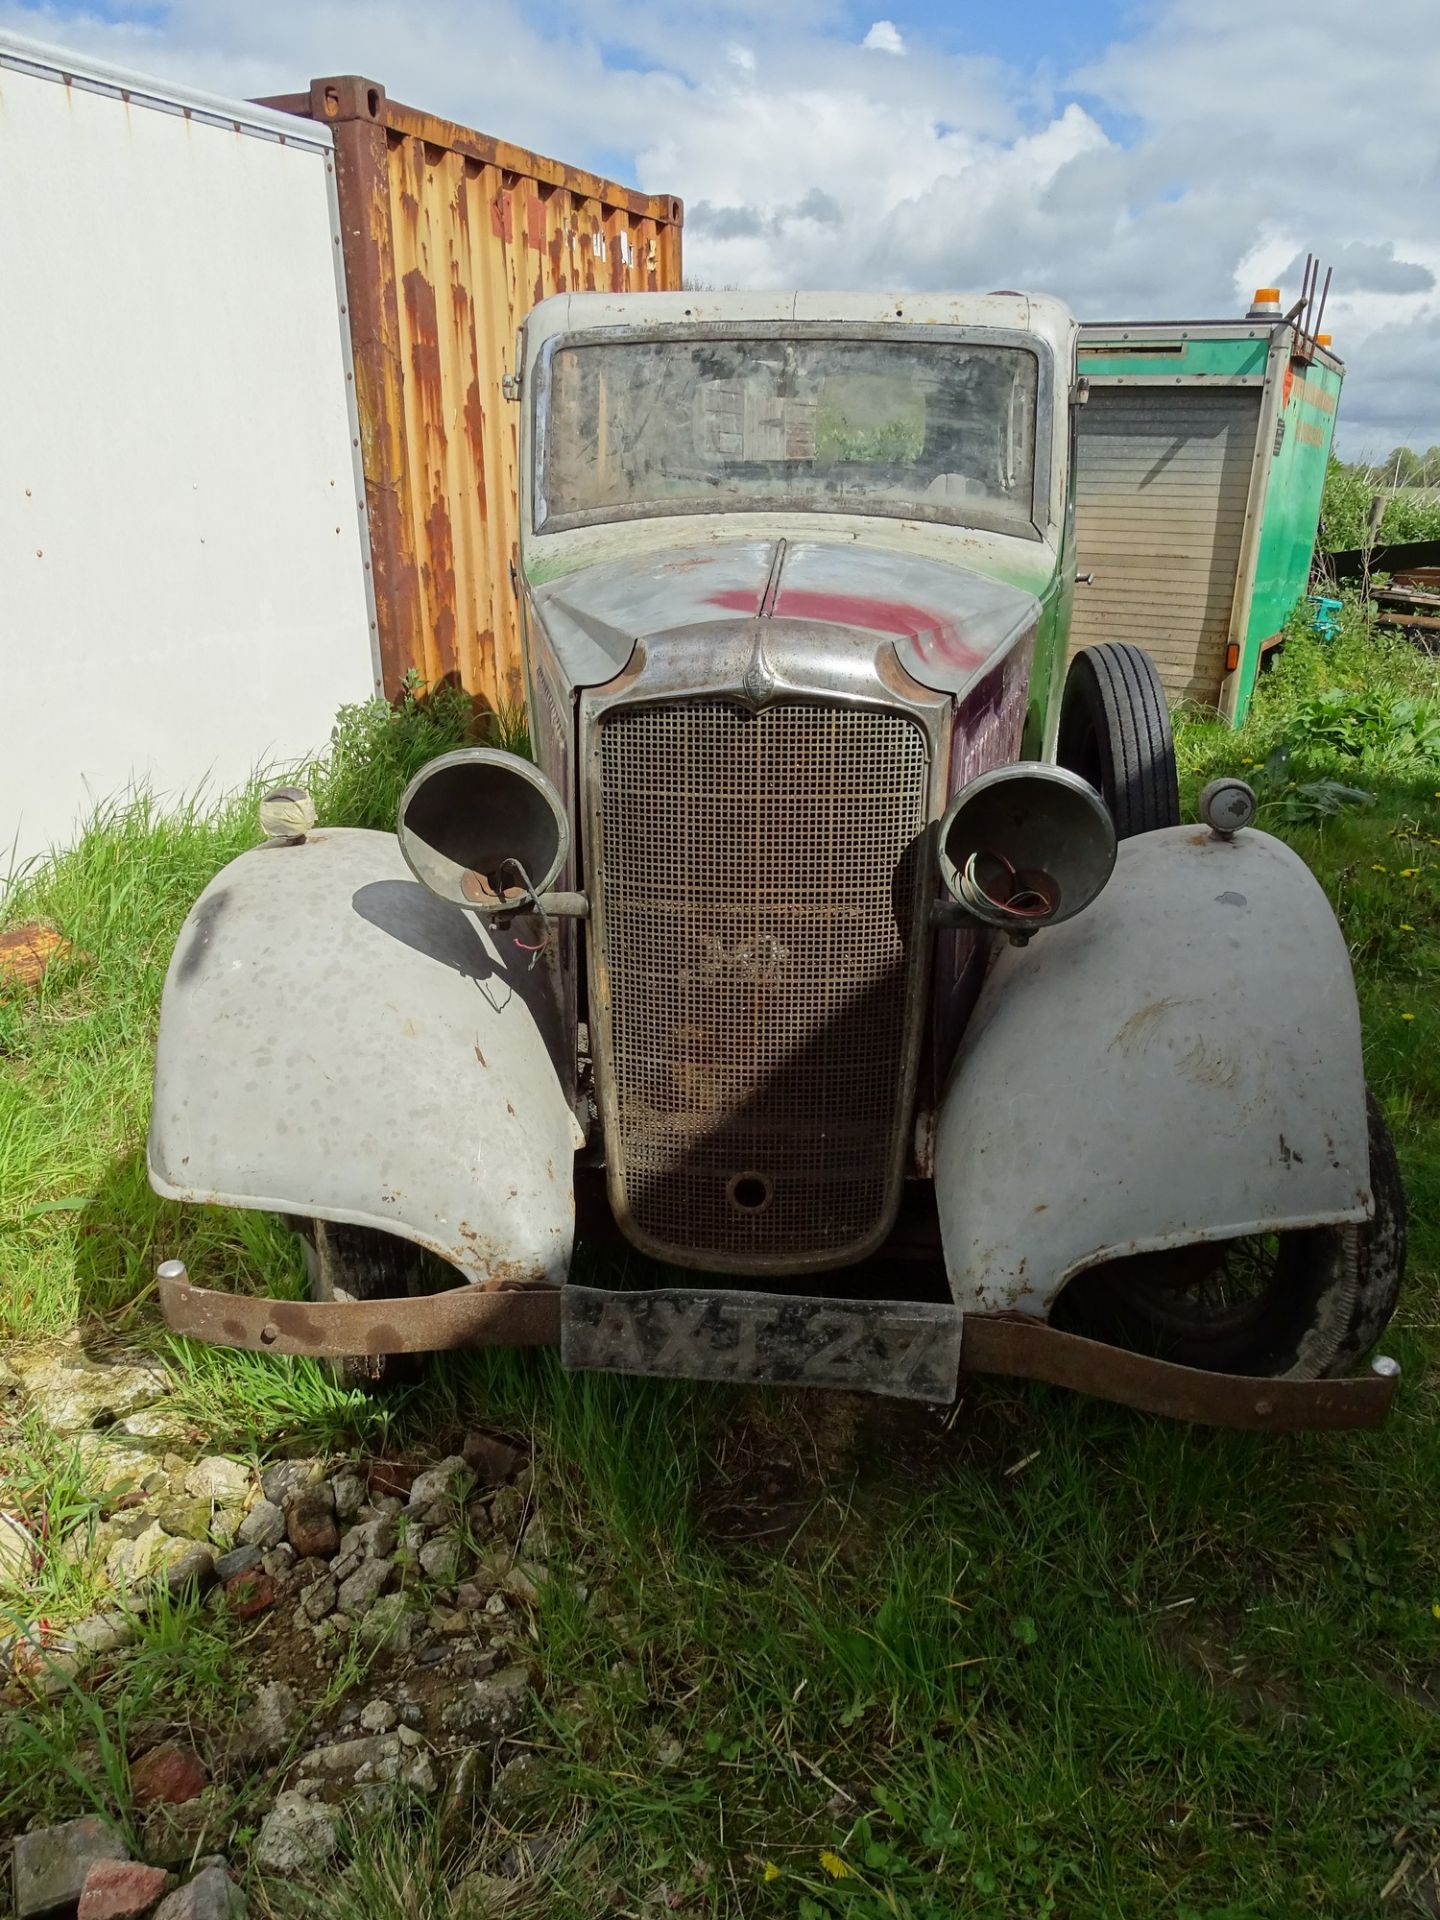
[956,849,1056,929]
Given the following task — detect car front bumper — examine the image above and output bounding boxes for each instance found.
[156,1262,1400,1433]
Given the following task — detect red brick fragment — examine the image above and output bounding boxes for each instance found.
[130,1741,208,1808]
[224,1568,276,1618]
[78,1858,170,1920]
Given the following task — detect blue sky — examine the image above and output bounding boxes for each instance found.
[858,0,1135,73]
[4,0,1437,451]
[21,0,1142,78]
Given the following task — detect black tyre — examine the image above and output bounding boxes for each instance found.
[1054,1094,1405,1380]
[303,1221,427,1392]
[1056,643,1180,838]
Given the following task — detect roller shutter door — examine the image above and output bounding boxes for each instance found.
[1071,388,1261,706]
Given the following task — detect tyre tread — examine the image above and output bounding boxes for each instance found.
[1058,643,1179,838]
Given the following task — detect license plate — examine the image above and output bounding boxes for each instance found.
[561,1285,962,1403]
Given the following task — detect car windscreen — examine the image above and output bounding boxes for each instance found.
[540,334,1040,535]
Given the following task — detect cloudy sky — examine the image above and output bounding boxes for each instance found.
[5,0,1437,454]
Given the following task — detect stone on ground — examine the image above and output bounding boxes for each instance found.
[461,1432,522,1483]
[9,1337,170,1434]
[0,1512,34,1584]
[155,1499,212,1541]
[13,1815,127,1920]
[300,1573,338,1622]
[418,1531,463,1584]
[439,1665,533,1739]
[183,1460,250,1505]
[212,1545,261,1586]
[139,1792,223,1869]
[331,1470,367,1519]
[73,1612,138,1658]
[336,1556,393,1616]
[253,1793,338,1874]
[355,1591,417,1653]
[151,1863,245,1920]
[108,1521,169,1586]
[235,1501,285,1551]
[298,1731,437,1792]
[260,1460,322,1506]
[450,1872,517,1918]
[284,1486,338,1560]
[162,1543,216,1596]
[234,1680,299,1759]
[407,1456,475,1513]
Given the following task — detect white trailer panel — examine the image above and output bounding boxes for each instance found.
[0,32,377,881]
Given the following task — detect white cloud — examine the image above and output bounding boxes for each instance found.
[0,0,1434,450]
[862,19,906,55]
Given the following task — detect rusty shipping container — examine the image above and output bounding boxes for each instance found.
[259,76,685,708]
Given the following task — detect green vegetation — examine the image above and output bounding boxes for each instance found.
[817,375,926,465]
[2,613,1439,1917]
[1321,454,1440,550]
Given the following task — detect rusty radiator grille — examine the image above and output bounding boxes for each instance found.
[591,701,930,1271]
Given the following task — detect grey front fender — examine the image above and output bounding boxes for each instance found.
[149,829,580,1285]
[937,825,1371,1316]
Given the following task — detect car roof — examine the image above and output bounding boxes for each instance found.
[524,289,1077,367]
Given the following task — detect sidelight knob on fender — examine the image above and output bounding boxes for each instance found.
[1198,778,1257,839]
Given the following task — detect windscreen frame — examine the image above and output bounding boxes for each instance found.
[530,321,1056,544]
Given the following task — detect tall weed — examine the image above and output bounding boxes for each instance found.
[1186,593,1440,779]
[1321,456,1440,551]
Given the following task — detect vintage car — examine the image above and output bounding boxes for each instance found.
[149,291,1405,1429]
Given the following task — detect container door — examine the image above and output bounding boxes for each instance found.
[1071,388,1261,706]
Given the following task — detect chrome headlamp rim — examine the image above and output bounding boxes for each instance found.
[937,761,1117,930]
[397,746,571,911]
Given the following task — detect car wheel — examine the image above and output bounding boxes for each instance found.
[301,1221,427,1392]
[1056,643,1180,838]
[1053,1095,1405,1380]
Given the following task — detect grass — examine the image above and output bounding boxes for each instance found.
[0,678,480,1338]
[1,613,1439,1917]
